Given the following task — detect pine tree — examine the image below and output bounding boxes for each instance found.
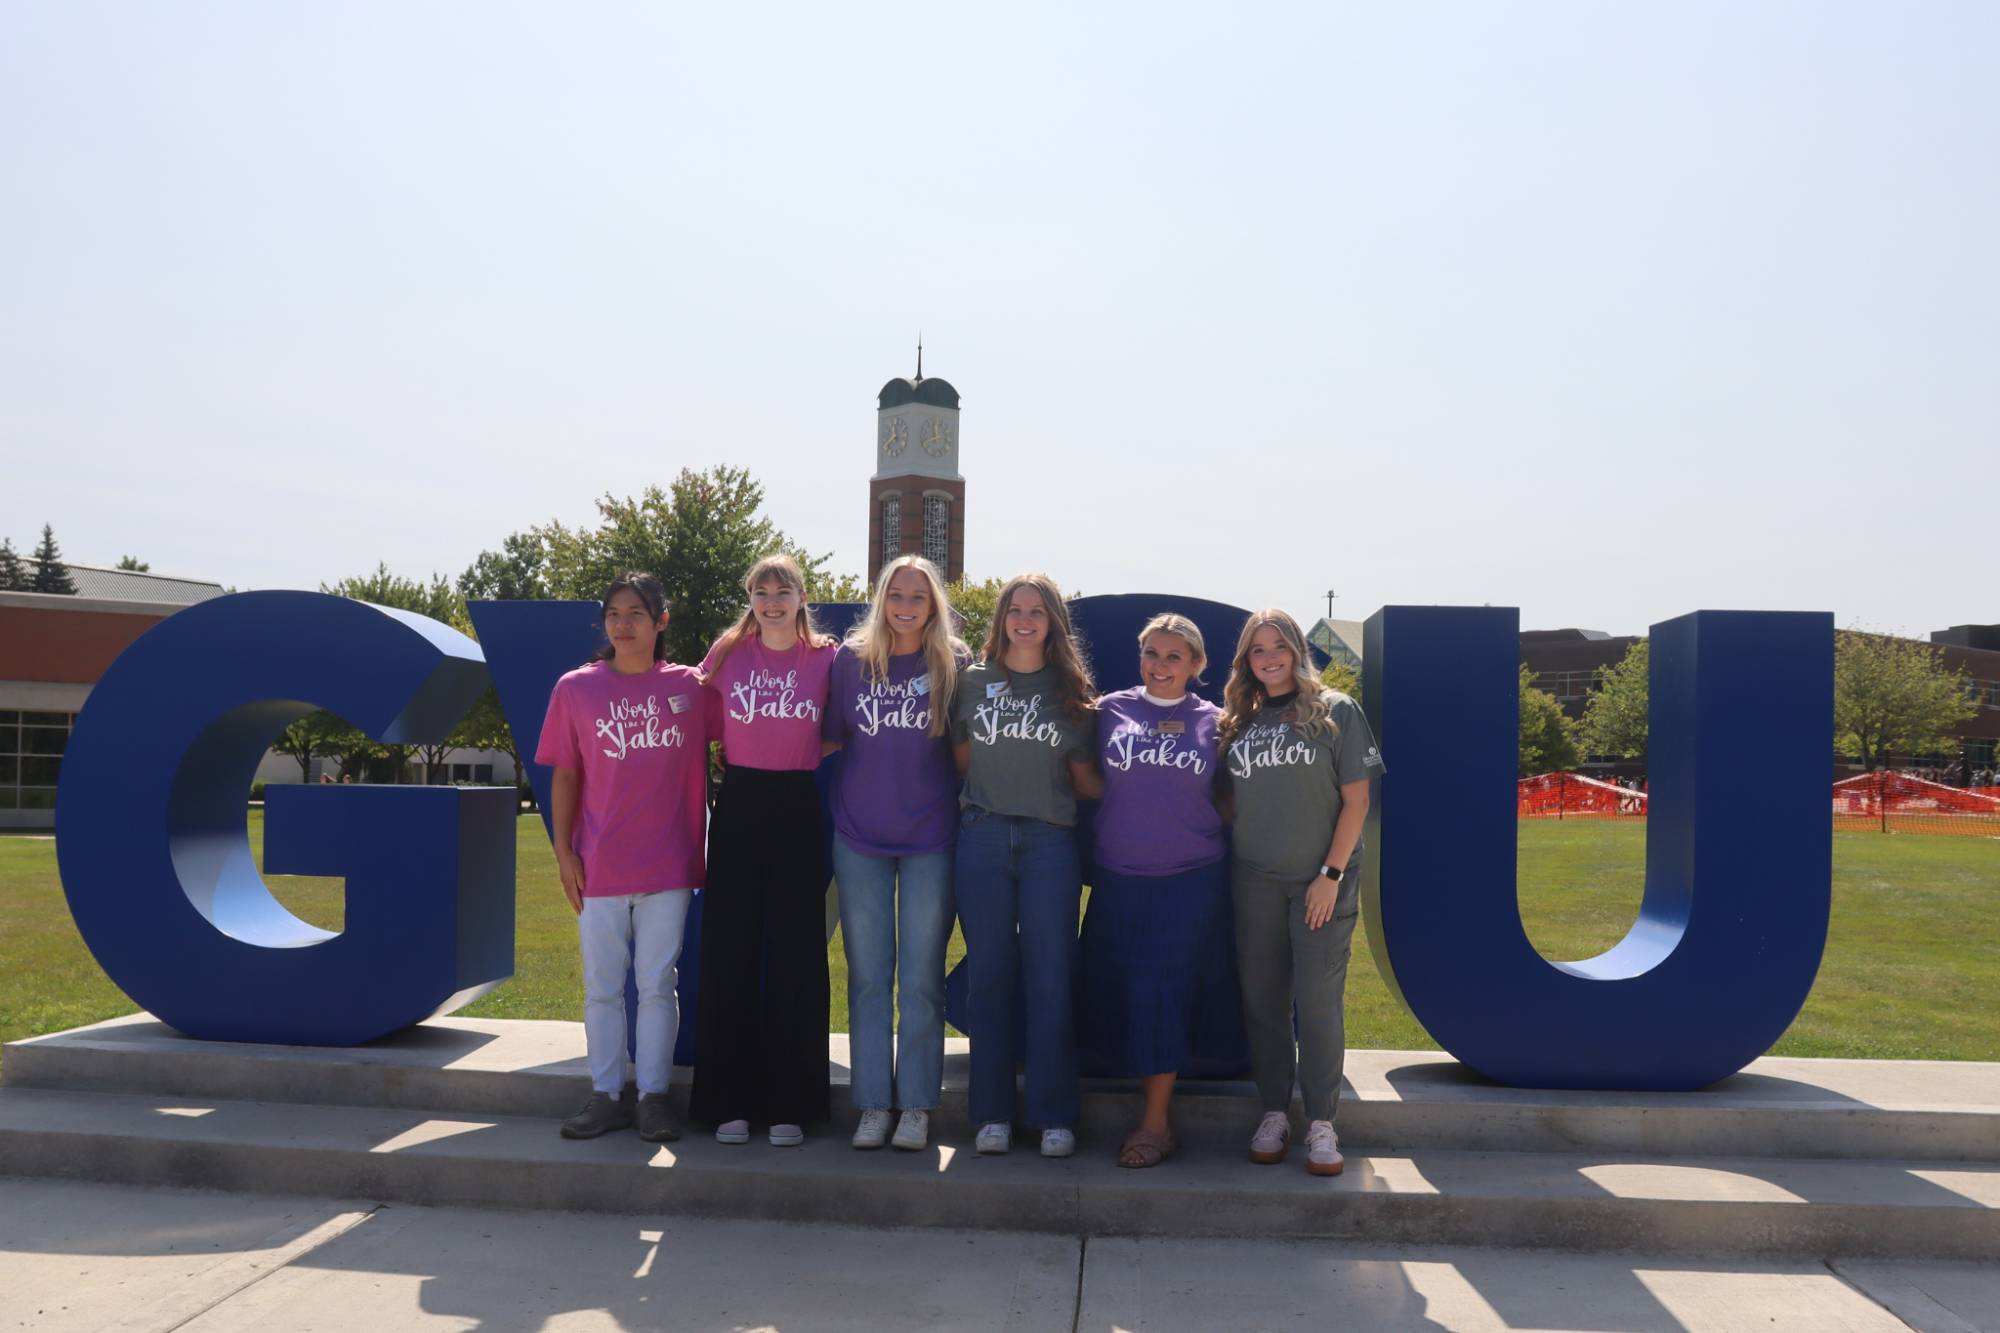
[0,539,24,591]
[30,524,77,595]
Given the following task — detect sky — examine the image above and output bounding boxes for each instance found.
[3,2,1994,640]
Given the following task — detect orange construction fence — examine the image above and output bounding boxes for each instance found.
[1517,770,2000,837]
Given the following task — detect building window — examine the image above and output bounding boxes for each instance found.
[0,710,72,812]
[880,493,901,563]
[923,494,950,568]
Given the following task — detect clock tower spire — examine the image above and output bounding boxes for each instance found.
[869,354,964,586]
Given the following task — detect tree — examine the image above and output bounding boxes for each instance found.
[944,576,1008,651]
[457,531,549,602]
[320,565,470,781]
[1320,660,1361,704]
[0,539,24,591]
[31,524,76,594]
[115,556,150,571]
[535,466,834,660]
[1834,629,1976,770]
[451,685,530,805]
[1577,639,1649,760]
[1519,665,1581,776]
[270,710,353,782]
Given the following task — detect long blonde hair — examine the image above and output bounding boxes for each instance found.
[707,553,835,669]
[1137,612,1208,688]
[844,555,965,737]
[982,572,1096,724]
[1219,608,1336,744]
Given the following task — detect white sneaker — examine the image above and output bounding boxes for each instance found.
[715,1119,751,1145]
[851,1109,893,1150]
[1305,1119,1344,1177]
[768,1122,805,1147]
[1249,1111,1289,1164]
[1040,1127,1076,1158]
[975,1121,1012,1155]
[891,1109,930,1152]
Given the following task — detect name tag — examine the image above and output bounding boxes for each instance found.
[911,674,930,696]
[667,695,690,715]
[1159,720,1186,735]
[986,681,1009,699]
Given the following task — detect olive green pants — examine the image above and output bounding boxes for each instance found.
[1231,863,1360,1124]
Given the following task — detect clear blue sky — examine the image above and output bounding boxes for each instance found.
[4,2,1993,639]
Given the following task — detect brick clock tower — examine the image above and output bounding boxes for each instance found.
[868,350,964,586]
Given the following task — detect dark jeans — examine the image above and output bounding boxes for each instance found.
[954,808,1082,1130]
[690,766,831,1127]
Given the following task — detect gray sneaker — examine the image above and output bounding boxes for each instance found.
[852,1109,893,1149]
[891,1109,931,1152]
[636,1093,682,1143]
[560,1091,634,1140]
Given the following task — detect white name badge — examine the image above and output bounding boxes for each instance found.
[986,681,1010,699]
[667,695,691,714]
[911,674,930,696]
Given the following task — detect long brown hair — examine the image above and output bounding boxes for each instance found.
[844,555,965,738]
[706,553,835,670]
[981,572,1095,723]
[1218,608,1336,744]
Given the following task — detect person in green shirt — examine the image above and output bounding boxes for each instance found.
[1219,608,1385,1178]
[950,572,1101,1158]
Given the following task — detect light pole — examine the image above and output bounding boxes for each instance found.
[1325,588,1337,622]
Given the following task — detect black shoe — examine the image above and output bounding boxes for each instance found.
[560,1091,634,1140]
[637,1093,682,1143]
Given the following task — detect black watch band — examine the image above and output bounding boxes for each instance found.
[1319,864,1343,882]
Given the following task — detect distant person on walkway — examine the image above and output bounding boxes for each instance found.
[1220,609,1385,1178]
[1079,613,1228,1169]
[537,572,718,1144]
[953,572,1099,1159]
[692,555,839,1149]
[821,556,967,1154]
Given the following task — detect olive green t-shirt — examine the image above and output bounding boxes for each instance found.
[950,661,1092,827]
[1225,691,1385,892]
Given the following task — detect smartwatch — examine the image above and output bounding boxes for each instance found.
[1319,864,1344,883]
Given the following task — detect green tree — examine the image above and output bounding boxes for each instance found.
[31,524,76,594]
[1577,639,1649,759]
[0,539,24,591]
[1519,665,1581,776]
[320,565,470,780]
[457,531,549,602]
[1320,660,1362,704]
[115,556,150,572]
[270,710,354,783]
[945,576,1009,652]
[536,466,834,660]
[1834,629,1977,770]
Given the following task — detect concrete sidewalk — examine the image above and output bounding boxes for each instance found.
[3,1178,1996,1333]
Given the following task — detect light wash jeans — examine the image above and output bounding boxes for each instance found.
[579,890,691,1096]
[833,836,954,1111]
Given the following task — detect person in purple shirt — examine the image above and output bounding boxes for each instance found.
[822,556,968,1153]
[1079,613,1228,1168]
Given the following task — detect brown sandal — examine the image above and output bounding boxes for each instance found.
[1117,1127,1177,1169]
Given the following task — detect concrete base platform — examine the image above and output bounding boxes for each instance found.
[3,1016,1997,1260]
[9,1013,1999,1160]
[6,1178,1999,1332]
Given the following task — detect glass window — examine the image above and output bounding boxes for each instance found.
[474,764,494,784]
[0,721,15,754]
[22,711,70,727]
[0,710,17,726]
[18,788,55,810]
[880,493,901,563]
[0,788,15,809]
[0,756,15,785]
[23,728,67,756]
[923,494,950,567]
[22,757,62,786]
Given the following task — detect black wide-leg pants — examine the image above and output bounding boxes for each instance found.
[690,765,832,1127]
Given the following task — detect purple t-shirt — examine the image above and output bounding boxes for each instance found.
[823,648,960,857]
[1092,687,1226,876]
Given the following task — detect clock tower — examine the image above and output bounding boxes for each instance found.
[868,346,964,585]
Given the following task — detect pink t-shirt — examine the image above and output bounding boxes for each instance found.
[700,634,838,771]
[533,660,720,897]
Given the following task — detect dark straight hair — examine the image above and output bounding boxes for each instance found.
[592,571,670,663]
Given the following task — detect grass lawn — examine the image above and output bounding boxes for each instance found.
[2,816,1993,1064]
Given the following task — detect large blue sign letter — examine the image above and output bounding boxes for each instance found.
[1362,606,1833,1089]
[55,592,516,1045]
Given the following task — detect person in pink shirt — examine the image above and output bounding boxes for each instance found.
[690,554,839,1148]
[535,572,719,1144]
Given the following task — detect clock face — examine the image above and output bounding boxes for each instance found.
[881,418,908,456]
[919,415,955,458]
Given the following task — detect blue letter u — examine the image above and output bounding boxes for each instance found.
[1361,607,1833,1090]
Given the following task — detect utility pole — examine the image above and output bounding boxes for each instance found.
[1325,588,1337,621]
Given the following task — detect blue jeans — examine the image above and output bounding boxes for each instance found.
[832,836,954,1111]
[954,808,1082,1130]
